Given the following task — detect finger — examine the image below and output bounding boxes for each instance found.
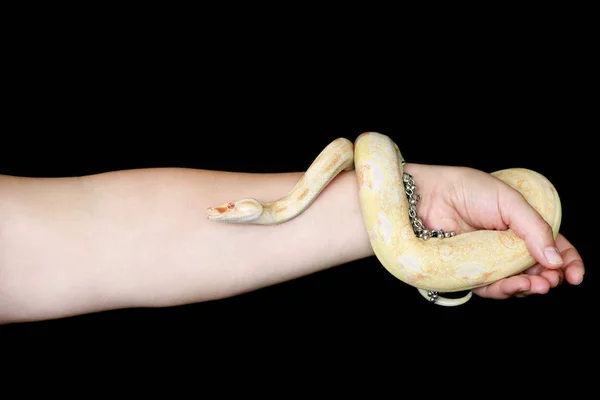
[524,264,563,287]
[517,275,552,296]
[499,187,563,270]
[539,269,563,288]
[523,264,544,276]
[473,275,531,299]
[555,234,585,285]
[473,273,555,299]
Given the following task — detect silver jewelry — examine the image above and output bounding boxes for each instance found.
[403,172,455,303]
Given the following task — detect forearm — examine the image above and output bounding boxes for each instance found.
[0,167,378,323]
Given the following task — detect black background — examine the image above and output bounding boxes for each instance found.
[0,11,595,357]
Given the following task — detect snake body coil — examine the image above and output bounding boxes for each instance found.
[206,132,562,306]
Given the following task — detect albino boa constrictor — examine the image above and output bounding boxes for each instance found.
[206,132,562,306]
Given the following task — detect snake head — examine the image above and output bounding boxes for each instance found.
[205,198,264,223]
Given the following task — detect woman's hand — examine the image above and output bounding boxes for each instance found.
[404,164,585,299]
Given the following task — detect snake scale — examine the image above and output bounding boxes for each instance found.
[206,132,562,306]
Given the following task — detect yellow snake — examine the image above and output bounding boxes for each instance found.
[206,132,562,306]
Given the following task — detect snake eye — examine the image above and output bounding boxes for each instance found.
[227,202,235,209]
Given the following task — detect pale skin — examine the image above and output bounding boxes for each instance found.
[0,163,585,324]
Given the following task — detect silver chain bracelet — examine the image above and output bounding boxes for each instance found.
[402,172,456,303]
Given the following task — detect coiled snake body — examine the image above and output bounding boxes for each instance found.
[206,132,562,306]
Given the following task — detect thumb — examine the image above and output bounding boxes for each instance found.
[499,188,563,269]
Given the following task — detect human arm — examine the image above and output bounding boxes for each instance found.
[0,163,585,324]
[0,167,373,324]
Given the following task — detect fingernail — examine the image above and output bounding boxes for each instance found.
[544,246,564,265]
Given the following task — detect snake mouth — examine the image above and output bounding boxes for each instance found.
[205,207,223,219]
